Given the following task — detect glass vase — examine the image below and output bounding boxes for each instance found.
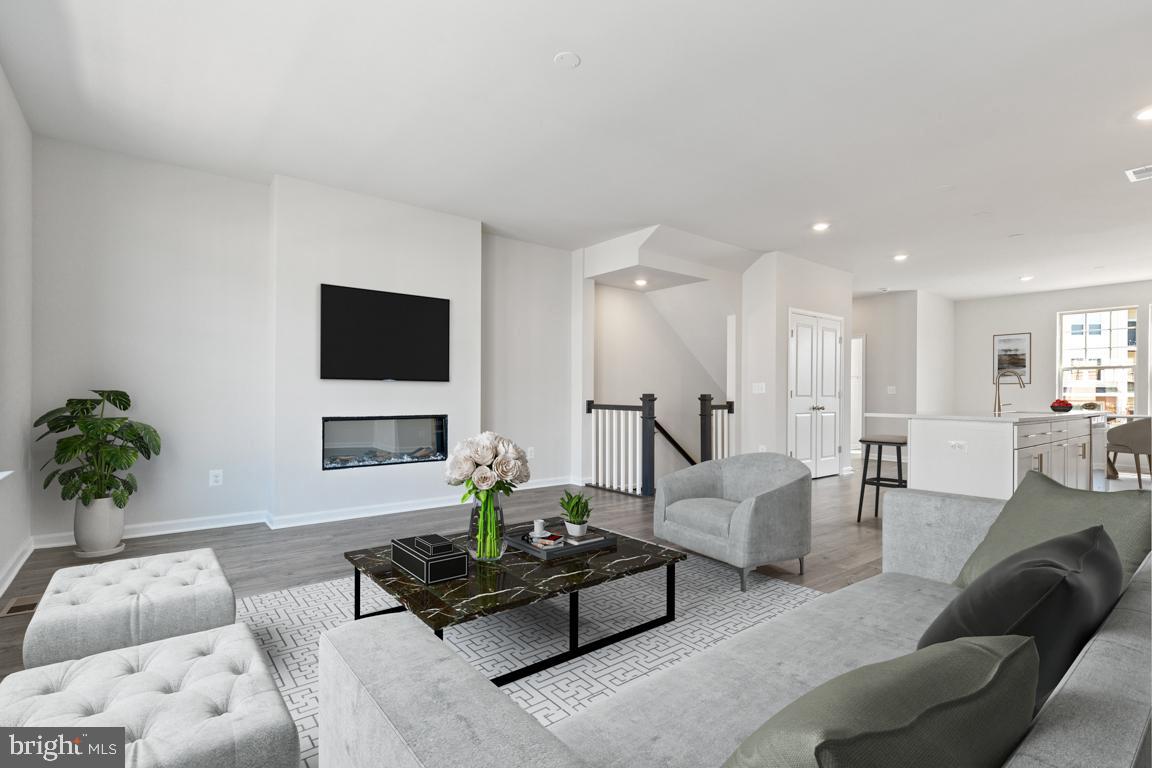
[467,491,507,561]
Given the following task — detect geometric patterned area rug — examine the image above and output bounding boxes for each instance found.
[237,555,821,768]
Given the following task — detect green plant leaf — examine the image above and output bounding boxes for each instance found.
[33,406,69,428]
[79,487,95,506]
[53,434,87,465]
[122,473,138,493]
[42,468,61,490]
[111,488,130,508]
[129,421,161,456]
[76,416,126,439]
[99,444,139,471]
[66,398,100,417]
[93,390,131,411]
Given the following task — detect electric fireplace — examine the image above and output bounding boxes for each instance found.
[322,415,448,470]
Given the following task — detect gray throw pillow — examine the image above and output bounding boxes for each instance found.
[722,635,1038,768]
[955,471,1151,588]
[920,526,1122,707]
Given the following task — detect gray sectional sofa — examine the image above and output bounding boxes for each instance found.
[320,488,1152,768]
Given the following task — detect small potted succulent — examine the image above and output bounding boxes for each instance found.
[559,490,592,536]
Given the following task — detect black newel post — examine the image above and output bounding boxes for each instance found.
[640,393,657,496]
[699,394,714,463]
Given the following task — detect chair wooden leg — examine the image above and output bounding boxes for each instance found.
[874,444,884,518]
[1137,454,1144,490]
[857,444,871,523]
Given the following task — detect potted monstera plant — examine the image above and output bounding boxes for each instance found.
[34,390,161,557]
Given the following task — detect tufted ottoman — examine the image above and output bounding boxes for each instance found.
[23,548,236,668]
[0,623,299,768]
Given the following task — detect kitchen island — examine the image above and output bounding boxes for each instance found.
[907,412,1101,499]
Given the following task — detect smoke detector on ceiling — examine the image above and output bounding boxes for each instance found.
[1125,165,1152,183]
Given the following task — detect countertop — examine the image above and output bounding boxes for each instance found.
[906,412,1101,424]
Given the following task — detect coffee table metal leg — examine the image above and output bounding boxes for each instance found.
[488,561,679,687]
[569,591,579,651]
[352,568,409,621]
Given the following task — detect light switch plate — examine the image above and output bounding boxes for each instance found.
[752,382,766,395]
[887,385,897,395]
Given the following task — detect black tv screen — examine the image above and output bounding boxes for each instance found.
[320,284,449,381]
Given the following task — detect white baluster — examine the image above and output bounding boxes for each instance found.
[635,414,645,492]
[596,409,604,486]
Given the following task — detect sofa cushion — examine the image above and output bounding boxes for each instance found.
[665,497,740,538]
[0,623,298,768]
[23,548,235,667]
[551,572,961,768]
[956,471,1151,588]
[723,635,1038,768]
[920,526,1122,707]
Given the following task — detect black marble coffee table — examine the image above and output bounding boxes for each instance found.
[344,517,686,686]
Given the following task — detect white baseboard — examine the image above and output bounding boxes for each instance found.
[0,536,34,597]
[266,476,573,530]
[31,509,269,549]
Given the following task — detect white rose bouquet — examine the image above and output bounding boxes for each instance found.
[446,431,531,559]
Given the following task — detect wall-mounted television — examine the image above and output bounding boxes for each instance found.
[320,284,449,381]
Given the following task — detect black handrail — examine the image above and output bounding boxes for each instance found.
[655,420,698,466]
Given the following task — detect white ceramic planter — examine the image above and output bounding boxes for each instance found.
[74,497,126,558]
[564,521,588,537]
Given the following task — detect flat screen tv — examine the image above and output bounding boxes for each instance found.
[320,284,449,381]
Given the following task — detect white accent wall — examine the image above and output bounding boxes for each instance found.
[31,139,274,545]
[269,176,482,526]
[914,291,956,415]
[481,234,572,486]
[0,59,33,592]
[852,291,919,437]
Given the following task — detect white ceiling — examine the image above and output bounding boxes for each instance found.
[0,0,1150,299]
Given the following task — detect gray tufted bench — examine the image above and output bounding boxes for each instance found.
[0,622,299,768]
[23,548,236,668]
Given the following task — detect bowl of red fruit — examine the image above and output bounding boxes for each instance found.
[1050,399,1073,413]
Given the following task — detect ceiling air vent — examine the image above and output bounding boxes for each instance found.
[1125,165,1152,183]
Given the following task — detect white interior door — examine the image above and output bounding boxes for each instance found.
[789,311,844,478]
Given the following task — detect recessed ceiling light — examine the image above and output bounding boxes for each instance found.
[893,253,909,262]
[1135,105,1152,122]
[811,222,831,233]
[553,51,582,69]
[1019,275,1034,282]
[634,279,648,287]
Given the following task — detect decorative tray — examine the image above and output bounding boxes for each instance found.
[504,532,617,561]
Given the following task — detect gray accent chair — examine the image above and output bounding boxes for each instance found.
[653,453,812,590]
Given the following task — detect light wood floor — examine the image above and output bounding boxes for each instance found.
[0,458,893,680]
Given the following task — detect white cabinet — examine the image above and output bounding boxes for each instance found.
[1012,420,1091,491]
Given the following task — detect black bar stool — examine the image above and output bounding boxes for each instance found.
[857,435,908,523]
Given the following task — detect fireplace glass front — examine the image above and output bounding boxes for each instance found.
[322,415,447,470]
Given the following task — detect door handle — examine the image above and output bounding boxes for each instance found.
[1079,443,1087,460]
[810,405,825,411]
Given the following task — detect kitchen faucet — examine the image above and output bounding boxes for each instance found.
[993,369,1026,416]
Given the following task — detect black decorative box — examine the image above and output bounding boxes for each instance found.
[391,535,468,584]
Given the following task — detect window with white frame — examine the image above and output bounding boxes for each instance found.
[1058,307,1137,415]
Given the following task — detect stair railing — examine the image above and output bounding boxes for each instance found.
[585,394,655,496]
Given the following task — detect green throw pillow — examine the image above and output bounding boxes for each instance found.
[955,471,1152,588]
[722,636,1038,768]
